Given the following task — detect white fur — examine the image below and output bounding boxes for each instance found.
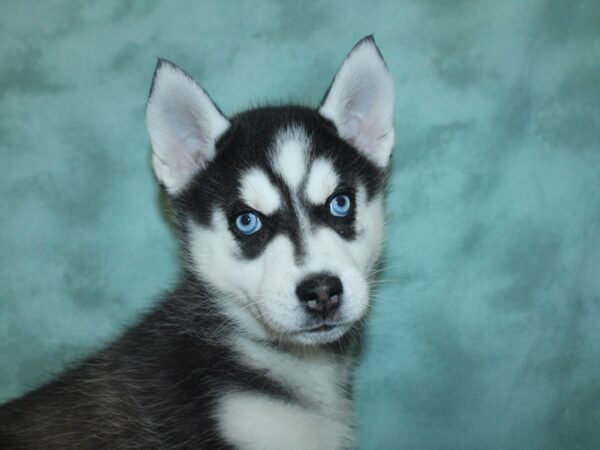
[145,62,229,195]
[230,337,351,409]
[190,210,367,342]
[217,390,352,450]
[218,336,353,450]
[239,168,282,215]
[319,38,395,168]
[188,184,382,345]
[189,213,299,336]
[272,127,309,191]
[348,190,386,272]
[302,227,369,322]
[305,158,339,205]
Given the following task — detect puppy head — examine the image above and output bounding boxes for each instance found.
[145,37,394,345]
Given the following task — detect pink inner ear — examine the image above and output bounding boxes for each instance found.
[343,110,374,153]
[318,39,394,167]
[179,134,210,169]
[146,61,230,194]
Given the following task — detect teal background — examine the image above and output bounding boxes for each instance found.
[1,1,599,448]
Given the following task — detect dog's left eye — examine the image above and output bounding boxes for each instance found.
[329,194,352,217]
[235,212,262,235]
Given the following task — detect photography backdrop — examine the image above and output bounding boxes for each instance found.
[1,1,599,449]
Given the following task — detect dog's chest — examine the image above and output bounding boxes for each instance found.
[215,338,354,450]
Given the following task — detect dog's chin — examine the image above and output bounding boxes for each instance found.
[253,307,354,345]
[258,320,351,346]
[288,323,352,345]
[253,304,363,346]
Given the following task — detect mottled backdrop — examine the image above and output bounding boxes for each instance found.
[1,1,599,449]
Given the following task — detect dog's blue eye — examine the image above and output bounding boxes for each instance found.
[329,194,351,217]
[235,212,262,235]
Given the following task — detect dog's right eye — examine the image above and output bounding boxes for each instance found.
[235,212,262,235]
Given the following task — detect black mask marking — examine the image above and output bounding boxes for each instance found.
[173,106,387,261]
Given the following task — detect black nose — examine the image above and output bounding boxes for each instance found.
[296,274,343,317]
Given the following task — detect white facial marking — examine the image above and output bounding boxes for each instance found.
[301,227,370,323]
[188,183,384,344]
[348,189,386,272]
[189,213,298,335]
[272,127,309,191]
[239,168,281,215]
[305,158,339,204]
[189,177,383,345]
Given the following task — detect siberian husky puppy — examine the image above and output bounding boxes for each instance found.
[0,36,395,449]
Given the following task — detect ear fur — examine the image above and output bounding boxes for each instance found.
[145,59,229,195]
[319,36,395,168]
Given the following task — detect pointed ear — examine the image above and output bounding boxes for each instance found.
[319,36,395,168]
[145,59,230,195]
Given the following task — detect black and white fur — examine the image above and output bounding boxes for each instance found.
[0,36,395,449]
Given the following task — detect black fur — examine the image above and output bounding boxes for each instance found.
[0,271,309,449]
[180,106,384,261]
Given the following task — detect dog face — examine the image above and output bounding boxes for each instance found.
[145,37,394,345]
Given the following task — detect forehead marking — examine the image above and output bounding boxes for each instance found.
[272,127,309,191]
[305,158,339,204]
[239,167,281,215]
